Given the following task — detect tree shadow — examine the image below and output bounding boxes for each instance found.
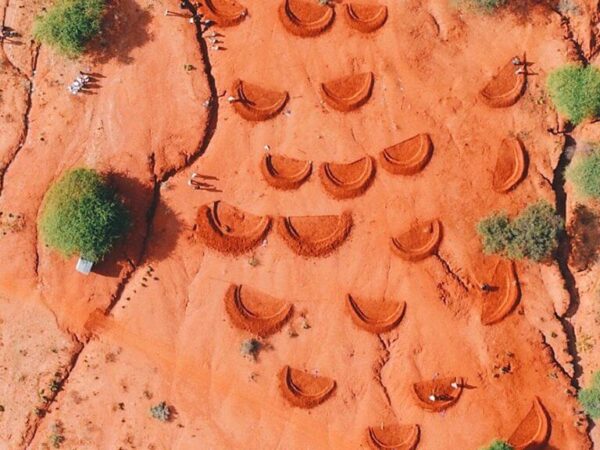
[89,0,153,65]
[568,204,600,272]
[94,172,183,277]
[503,0,558,23]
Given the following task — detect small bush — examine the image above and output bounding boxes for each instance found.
[480,440,514,450]
[33,0,106,57]
[240,338,262,360]
[579,371,600,418]
[454,0,507,12]
[566,148,600,198]
[476,201,563,262]
[150,401,171,422]
[547,65,600,125]
[39,168,130,263]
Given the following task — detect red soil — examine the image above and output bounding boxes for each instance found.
[412,377,464,412]
[508,397,551,450]
[366,424,420,450]
[231,79,289,121]
[199,0,248,27]
[0,0,596,448]
[279,365,336,408]
[260,153,312,190]
[479,259,521,326]
[319,155,376,199]
[346,294,405,334]
[492,137,528,193]
[344,3,388,33]
[379,134,433,175]
[224,284,293,337]
[319,72,374,112]
[278,0,335,37]
[195,201,272,255]
[277,211,353,257]
[391,219,442,261]
[479,55,527,108]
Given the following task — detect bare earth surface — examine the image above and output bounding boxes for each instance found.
[0,0,599,448]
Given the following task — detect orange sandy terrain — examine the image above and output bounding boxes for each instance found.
[1,0,599,448]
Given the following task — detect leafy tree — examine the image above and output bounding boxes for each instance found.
[547,65,600,125]
[39,168,130,263]
[476,201,563,262]
[33,0,106,57]
[579,371,600,418]
[566,147,600,198]
[480,440,514,450]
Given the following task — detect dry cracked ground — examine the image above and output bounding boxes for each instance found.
[1,0,600,448]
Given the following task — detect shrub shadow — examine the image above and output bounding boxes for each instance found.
[94,172,183,277]
[568,204,600,272]
[89,0,153,65]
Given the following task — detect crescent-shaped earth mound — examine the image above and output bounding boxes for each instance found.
[277,211,353,257]
[480,259,521,326]
[366,424,420,450]
[346,294,406,334]
[508,397,551,450]
[479,56,527,108]
[194,201,272,255]
[379,134,433,175]
[492,137,527,193]
[319,155,376,199]
[279,365,336,408]
[344,3,388,33]
[199,0,248,27]
[391,219,442,261]
[223,284,293,337]
[412,377,464,412]
[231,79,289,121]
[279,0,335,37]
[261,153,312,190]
[320,72,374,112]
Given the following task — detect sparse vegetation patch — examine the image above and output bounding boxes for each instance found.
[454,0,507,12]
[477,200,563,262]
[566,147,600,198]
[547,65,600,125]
[579,371,600,418]
[480,440,514,450]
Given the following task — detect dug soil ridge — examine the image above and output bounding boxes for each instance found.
[479,55,527,108]
[344,3,388,33]
[379,134,433,175]
[508,397,551,450]
[279,0,335,37]
[319,155,376,199]
[231,79,289,121]
[346,294,405,334]
[195,201,272,255]
[366,423,420,450]
[492,137,528,193]
[412,377,464,412]
[279,365,336,408]
[199,0,248,27]
[479,259,521,326]
[261,153,312,190]
[320,72,374,112]
[390,219,442,261]
[224,284,293,337]
[277,211,353,257]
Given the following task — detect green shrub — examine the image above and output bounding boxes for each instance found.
[566,148,600,198]
[39,168,130,263]
[547,65,600,125]
[480,440,514,450]
[476,201,563,262]
[33,0,106,57]
[454,0,507,12]
[579,371,600,418]
[150,401,171,422]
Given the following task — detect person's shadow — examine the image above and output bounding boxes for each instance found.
[94,172,183,277]
[89,0,153,65]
